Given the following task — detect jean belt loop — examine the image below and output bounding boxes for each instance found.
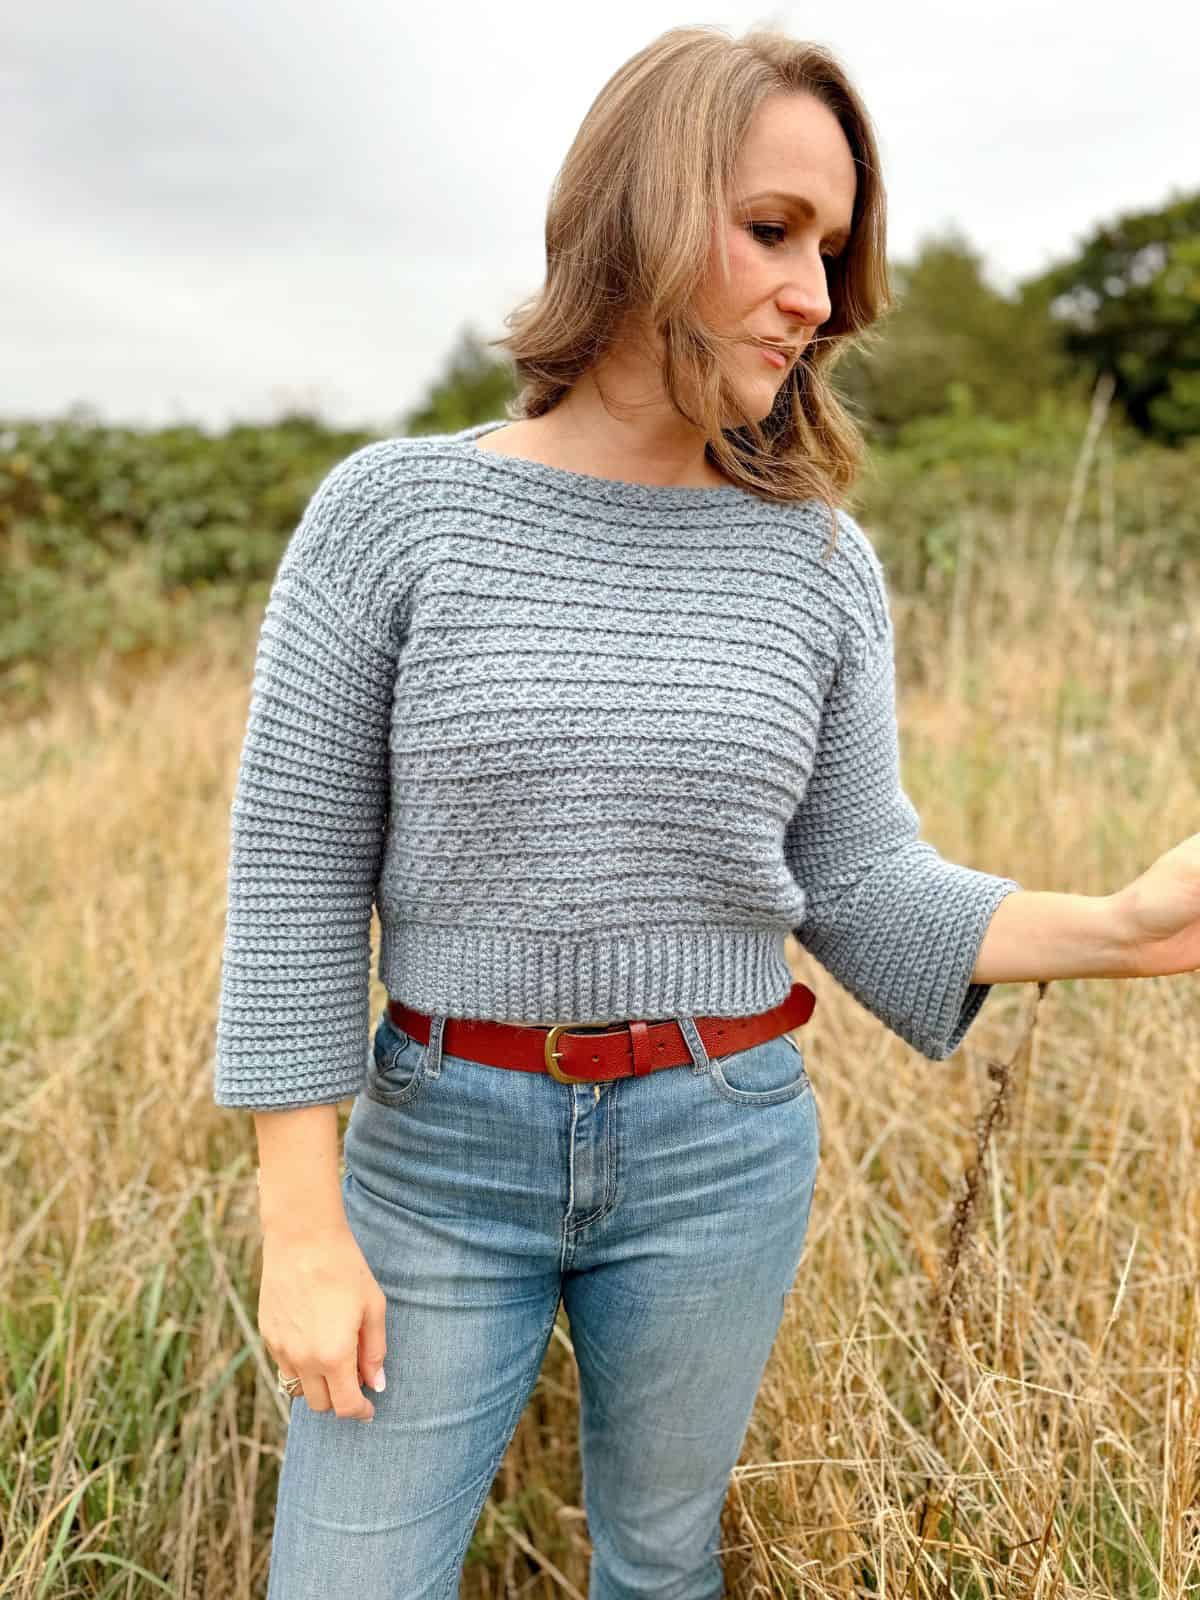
[426,1014,447,1079]
[675,1015,712,1075]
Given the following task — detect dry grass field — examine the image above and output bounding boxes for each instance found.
[2,500,1198,1597]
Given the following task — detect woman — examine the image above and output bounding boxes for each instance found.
[213,24,1200,1598]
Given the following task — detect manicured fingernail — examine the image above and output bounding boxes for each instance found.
[371,1368,386,1392]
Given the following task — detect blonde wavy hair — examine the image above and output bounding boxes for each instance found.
[487,24,893,548]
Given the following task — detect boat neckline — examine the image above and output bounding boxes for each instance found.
[454,419,757,504]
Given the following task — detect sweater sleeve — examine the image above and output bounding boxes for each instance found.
[212,448,401,1110]
[784,577,1021,1062]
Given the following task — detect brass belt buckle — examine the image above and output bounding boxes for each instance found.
[543,1022,610,1084]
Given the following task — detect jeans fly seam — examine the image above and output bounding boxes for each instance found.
[564,1083,620,1234]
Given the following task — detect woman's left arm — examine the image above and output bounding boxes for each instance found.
[972,831,1200,984]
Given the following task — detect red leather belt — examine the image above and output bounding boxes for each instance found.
[387,981,817,1086]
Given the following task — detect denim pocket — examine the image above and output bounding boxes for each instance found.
[706,1031,811,1107]
[365,1014,431,1108]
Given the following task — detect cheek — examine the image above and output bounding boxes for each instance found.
[724,229,760,289]
[699,227,761,318]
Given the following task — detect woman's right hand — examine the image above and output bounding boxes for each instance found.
[258,1218,388,1422]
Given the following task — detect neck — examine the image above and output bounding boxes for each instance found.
[542,370,725,490]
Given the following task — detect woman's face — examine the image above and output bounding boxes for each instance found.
[693,91,858,421]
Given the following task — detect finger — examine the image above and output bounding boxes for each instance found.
[265,1342,305,1399]
[358,1295,388,1393]
[327,1356,376,1423]
[297,1364,333,1414]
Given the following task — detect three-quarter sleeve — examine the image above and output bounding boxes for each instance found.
[212,456,401,1110]
[784,590,1021,1061]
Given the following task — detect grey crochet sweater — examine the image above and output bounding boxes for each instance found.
[212,420,1021,1110]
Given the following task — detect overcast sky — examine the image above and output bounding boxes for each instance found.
[5,0,1196,435]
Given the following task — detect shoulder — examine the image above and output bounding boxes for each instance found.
[297,432,451,519]
[279,432,463,584]
[769,499,890,668]
[826,508,894,683]
[267,434,468,648]
[826,506,890,639]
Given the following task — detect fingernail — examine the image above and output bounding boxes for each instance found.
[371,1368,386,1393]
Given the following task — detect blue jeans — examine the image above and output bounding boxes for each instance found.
[266,1003,822,1600]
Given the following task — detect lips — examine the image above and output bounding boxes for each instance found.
[756,343,790,370]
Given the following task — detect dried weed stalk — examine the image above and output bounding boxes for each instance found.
[909,980,1052,1571]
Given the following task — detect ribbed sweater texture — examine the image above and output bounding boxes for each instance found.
[212,420,1022,1110]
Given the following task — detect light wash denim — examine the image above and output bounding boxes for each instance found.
[266,1002,822,1599]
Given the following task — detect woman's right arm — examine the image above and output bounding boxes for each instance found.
[212,443,411,1419]
[254,1106,387,1422]
[214,440,407,1113]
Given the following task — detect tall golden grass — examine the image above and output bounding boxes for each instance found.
[2,442,1198,1596]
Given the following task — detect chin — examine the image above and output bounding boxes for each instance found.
[726,383,780,426]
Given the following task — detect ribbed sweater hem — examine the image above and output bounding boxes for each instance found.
[378,923,801,1025]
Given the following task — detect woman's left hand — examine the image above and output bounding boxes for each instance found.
[1112,831,1200,978]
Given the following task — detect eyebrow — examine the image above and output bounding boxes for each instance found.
[738,189,854,247]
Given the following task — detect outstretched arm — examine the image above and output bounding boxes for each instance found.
[972,834,1200,984]
[784,601,1022,1062]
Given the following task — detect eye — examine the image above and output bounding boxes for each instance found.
[747,222,844,262]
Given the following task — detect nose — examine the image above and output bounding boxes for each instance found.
[775,260,832,335]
